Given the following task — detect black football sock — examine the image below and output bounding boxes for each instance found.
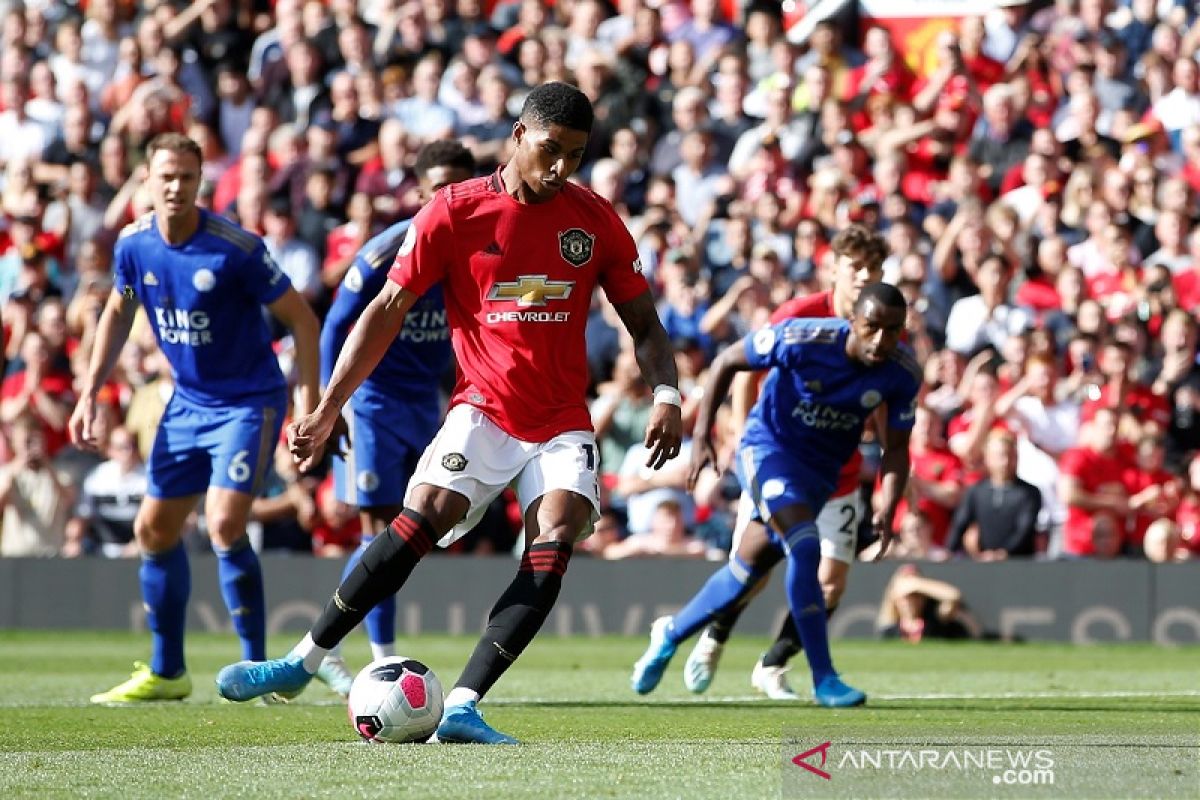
[762,605,836,668]
[311,510,436,649]
[455,541,572,698]
[705,602,747,645]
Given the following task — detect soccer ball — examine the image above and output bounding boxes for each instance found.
[347,656,444,743]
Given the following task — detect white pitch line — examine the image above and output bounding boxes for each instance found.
[2,689,1195,709]
[873,690,1200,701]
[478,689,1200,705]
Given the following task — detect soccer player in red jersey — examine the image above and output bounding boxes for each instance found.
[680,225,889,699]
[216,83,683,744]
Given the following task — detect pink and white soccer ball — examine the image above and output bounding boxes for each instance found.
[348,656,444,743]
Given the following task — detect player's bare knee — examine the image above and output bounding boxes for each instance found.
[206,511,249,550]
[822,579,845,610]
[405,484,469,536]
[133,514,174,554]
[529,521,582,546]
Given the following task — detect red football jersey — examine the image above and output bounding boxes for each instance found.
[770,291,835,325]
[769,290,861,498]
[1059,446,1127,557]
[388,170,648,442]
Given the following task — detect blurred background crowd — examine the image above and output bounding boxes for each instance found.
[2,0,1200,565]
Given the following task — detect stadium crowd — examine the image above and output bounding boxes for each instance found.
[1,0,1199,564]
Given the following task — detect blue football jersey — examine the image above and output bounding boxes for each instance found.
[320,218,452,392]
[742,317,920,480]
[114,210,291,404]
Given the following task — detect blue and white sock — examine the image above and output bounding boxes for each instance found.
[781,522,834,684]
[667,555,764,644]
[216,537,266,662]
[141,543,191,678]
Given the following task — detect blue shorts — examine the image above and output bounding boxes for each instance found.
[148,392,286,499]
[332,388,440,508]
[735,439,834,546]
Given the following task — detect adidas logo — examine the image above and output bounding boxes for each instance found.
[144,272,159,286]
[481,241,503,256]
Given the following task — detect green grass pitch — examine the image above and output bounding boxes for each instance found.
[0,631,1195,799]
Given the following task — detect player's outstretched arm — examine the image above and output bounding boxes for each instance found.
[69,289,139,450]
[686,339,753,491]
[872,426,913,561]
[267,288,321,419]
[288,280,419,472]
[613,290,683,470]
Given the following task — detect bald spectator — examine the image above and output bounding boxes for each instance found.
[969,83,1032,194]
[650,86,714,177]
[948,430,1042,558]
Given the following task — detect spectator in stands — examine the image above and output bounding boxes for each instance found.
[945,253,1032,356]
[0,413,71,557]
[900,404,962,533]
[947,430,1042,558]
[592,349,653,479]
[65,425,145,558]
[1059,407,1128,558]
[948,358,1006,485]
[265,37,331,130]
[263,196,321,305]
[355,118,421,224]
[969,83,1031,194]
[251,440,317,554]
[1,329,73,458]
[461,68,516,172]
[1121,434,1181,554]
[392,54,456,141]
[323,190,377,290]
[602,498,710,560]
[615,439,693,538]
[1083,338,1170,440]
[215,62,255,159]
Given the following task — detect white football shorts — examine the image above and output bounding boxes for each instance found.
[405,404,601,547]
[730,489,862,564]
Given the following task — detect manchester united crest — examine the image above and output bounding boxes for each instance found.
[558,228,595,267]
[441,453,468,472]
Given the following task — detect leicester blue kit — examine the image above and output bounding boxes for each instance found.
[737,317,920,526]
[114,210,290,498]
[320,218,452,507]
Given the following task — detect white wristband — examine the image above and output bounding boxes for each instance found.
[653,384,682,407]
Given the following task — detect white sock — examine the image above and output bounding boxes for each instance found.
[327,642,342,659]
[370,641,396,661]
[293,633,327,674]
[444,687,480,708]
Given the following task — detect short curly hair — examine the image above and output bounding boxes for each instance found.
[520,81,594,133]
[414,139,477,178]
[830,223,888,271]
